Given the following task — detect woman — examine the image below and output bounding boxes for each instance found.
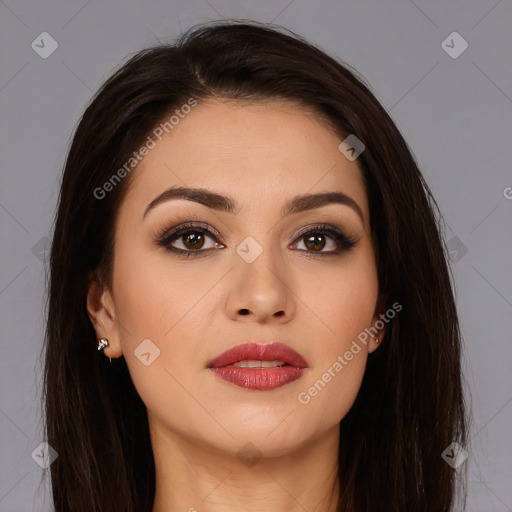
[40,20,467,511]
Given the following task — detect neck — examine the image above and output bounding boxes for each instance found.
[150,419,341,512]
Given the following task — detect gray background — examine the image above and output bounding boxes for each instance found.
[1,1,511,510]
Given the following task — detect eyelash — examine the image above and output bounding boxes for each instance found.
[156,222,359,259]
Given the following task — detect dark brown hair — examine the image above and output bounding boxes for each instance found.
[39,20,467,511]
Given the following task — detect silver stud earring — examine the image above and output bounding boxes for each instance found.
[97,338,112,363]
[374,336,380,344]
[97,338,109,351]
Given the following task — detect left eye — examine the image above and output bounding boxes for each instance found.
[290,226,357,255]
[292,231,338,253]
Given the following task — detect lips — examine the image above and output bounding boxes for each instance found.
[207,342,308,391]
[208,342,308,369]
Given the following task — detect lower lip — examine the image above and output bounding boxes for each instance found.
[210,366,305,390]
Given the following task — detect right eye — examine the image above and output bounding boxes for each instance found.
[157,222,225,257]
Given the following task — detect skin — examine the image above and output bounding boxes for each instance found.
[86,99,385,512]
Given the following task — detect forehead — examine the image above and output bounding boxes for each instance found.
[119,99,369,225]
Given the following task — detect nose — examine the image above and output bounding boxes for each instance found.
[225,242,297,324]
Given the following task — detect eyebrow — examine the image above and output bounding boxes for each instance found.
[142,186,365,224]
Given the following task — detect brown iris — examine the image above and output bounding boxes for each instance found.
[303,233,326,252]
[182,232,205,250]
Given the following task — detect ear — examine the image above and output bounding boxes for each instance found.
[86,270,123,359]
[368,296,388,354]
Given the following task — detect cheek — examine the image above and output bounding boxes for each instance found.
[296,357,367,432]
[308,255,379,347]
[296,284,373,428]
[110,247,218,400]
[112,246,211,342]
[294,258,377,424]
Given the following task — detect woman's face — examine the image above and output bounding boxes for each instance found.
[89,98,383,458]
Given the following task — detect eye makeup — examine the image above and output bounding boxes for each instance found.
[153,219,360,259]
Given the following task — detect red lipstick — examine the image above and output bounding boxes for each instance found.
[208,342,308,391]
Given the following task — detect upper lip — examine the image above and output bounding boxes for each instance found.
[208,342,308,369]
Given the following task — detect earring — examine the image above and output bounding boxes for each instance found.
[374,336,380,344]
[97,338,112,363]
[97,338,109,351]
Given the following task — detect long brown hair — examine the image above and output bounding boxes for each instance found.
[39,20,467,511]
